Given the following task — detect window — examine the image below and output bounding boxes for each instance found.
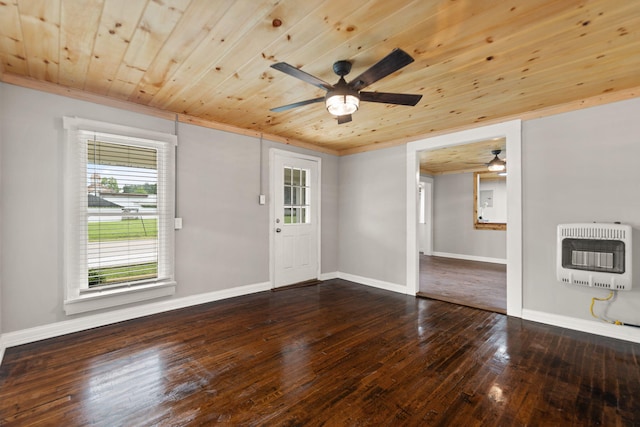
[283,166,311,224]
[63,117,177,314]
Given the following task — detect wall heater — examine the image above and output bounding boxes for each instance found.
[557,223,632,290]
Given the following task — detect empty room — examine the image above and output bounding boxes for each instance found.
[1,1,639,425]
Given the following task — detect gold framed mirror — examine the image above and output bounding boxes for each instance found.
[474,172,506,230]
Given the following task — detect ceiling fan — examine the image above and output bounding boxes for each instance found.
[269,48,423,124]
[487,149,507,172]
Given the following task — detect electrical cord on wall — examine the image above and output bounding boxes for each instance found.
[590,290,640,328]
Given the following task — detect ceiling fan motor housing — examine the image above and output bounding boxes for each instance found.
[332,60,352,76]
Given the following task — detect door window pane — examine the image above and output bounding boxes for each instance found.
[284,186,291,205]
[282,166,311,225]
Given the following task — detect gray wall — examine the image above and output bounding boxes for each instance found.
[522,97,640,324]
[0,83,338,332]
[338,145,406,286]
[433,173,507,259]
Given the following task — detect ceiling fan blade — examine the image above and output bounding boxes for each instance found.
[348,48,415,91]
[270,97,325,112]
[270,62,333,91]
[360,92,422,106]
[337,114,352,124]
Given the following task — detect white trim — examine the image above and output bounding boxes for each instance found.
[64,282,177,315]
[319,271,339,280]
[269,148,322,288]
[406,120,523,316]
[0,281,272,358]
[62,116,177,314]
[63,116,177,146]
[431,251,507,265]
[522,309,640,344]
[338,272,407,295]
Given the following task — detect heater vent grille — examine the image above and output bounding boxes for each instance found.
[560,226,626,240]
[557,223,632,290]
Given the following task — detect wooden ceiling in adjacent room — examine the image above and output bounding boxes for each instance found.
[1,0,639,155]
[419,138,506,175]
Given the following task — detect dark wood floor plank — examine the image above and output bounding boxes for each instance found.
[1,279,639,426]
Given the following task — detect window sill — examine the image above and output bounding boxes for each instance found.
[64,281,176,315]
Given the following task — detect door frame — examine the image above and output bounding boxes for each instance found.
[269,148,322,288]
[406,120,523,317]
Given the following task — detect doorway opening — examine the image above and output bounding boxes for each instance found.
[406,120,522,317]
[416,140,507,313]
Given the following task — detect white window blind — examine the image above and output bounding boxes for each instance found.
[63,117,176,314]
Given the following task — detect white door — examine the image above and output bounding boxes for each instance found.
[272,151,320,287]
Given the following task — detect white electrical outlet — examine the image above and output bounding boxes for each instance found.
[174,218,183,229]
[259,194,266,205]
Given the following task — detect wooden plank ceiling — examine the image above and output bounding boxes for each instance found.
[420,138,506,175]
[1,0,640,156]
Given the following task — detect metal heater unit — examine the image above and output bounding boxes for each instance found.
[557,223,632,290]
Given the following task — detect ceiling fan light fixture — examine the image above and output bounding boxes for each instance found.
[487,149,506,172]
[326,93,359,116]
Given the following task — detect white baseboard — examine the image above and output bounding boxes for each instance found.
[319,271,338,280]
[0,281,272,365]
[337,272,408,295]
[522,309,640,344]
[432,251,507,265]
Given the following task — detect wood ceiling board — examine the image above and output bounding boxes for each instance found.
[419,138,506,175]
[18,0,60,82]
[410,6,635,102]
[150,0,298,111]
[130,0,236,105]
[82,0,148,95]
[0,0,28,75]
[58,0,103,89]
[107,0,191,99]
[409,2,638,95]
[147,0,283,111]
[175,0,332,118]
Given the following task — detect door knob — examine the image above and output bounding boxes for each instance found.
[276,228,282,233]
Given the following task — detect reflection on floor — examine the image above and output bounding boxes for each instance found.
[418,255,506,314]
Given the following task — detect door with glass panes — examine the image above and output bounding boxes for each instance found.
[273,151,319,287]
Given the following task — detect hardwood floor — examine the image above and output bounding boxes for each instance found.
[419,255,507,314]
[1,279,639,426]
